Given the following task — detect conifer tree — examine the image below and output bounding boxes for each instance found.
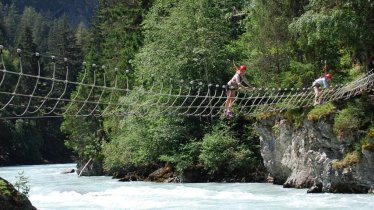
[2,3,19,46]
[15,25,38,94]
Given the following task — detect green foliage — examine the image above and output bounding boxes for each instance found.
[0,179,11,196]
[368,126,374,138]
[61,115,103,160]
[281,61,315,88]
[2,0,374,182]
[307,102,336,122]
[254,111,278,120]
[48,15,83,81]
[1,3,19,44]
[333,106,362,138]
[199,123,257,177]
[159,140,202,173]
[234,0,300,87]
[102,91,198,173]
[331,151,359,170]
[0,2,85,165]
[358,125,374,152]
[135,0,233,84]
[14,170,30,197]
[284,108,306,129]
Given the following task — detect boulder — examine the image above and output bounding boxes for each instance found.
[0,177,36,210]
[61,168,75,174]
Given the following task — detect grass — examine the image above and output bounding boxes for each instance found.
[331,151,359,169]
[0,179,11,197]
[333,107,361,138]
[284,108,306,129]
[307,102,336,122]
[254,111,278,120]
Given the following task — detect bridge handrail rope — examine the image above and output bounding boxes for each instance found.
[44,60,70,116]
[0,46,373,119]
[0,50,23,112]
[99,68,118,116]
[15,53,41,116]
[28,58,57,114]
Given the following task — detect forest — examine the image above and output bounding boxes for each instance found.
[1,0,374,182]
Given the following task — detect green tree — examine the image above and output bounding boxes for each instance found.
[2,3,19,45]
[289,0,374,81]
[15,7,44,49]
[134,0,234,84]
[15,25,38,95]
[62,0,151,173]
[231,0,309,87]
[75,21,90,55]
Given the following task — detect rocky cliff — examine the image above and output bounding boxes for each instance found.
[255,104,374,193]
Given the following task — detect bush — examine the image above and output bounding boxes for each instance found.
[360,125,374,152]
[284,108,306,129]
[102,98,197,174]
[159,140,202,173]
[307,102,336,122]
[199,125,255,177]
[333,107,361,138]
[331,151,359,169]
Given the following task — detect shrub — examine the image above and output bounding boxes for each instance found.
[199,125,255,177]
[255,111,278,120]
[159,140,202,173]
[284,108,306,129]
[0,180,11,196]
[368,126,374,138]
[333,107,361,137]
[307,102,336,122]
[360,125,374,152]
[331,151,359,169]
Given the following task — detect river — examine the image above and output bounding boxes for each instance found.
[0,163,373,210]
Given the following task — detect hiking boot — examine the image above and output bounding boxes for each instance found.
[226,111,234,117]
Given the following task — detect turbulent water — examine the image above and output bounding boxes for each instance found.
[0,164,373,210]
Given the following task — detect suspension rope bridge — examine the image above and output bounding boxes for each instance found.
[0,46,373,119]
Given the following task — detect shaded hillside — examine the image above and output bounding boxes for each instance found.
[2,0,98,26]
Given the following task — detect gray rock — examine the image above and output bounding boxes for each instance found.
[256,114,374,193]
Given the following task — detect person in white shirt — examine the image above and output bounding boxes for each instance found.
[312,73,332,105]
[224,64,254,117]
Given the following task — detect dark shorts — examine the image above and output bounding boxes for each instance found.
[313,83,320,88]
[225,85,237,92]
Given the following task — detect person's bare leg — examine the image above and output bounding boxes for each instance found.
[225,90,232,113]
[228,90,236,114]
[314,86,320,105]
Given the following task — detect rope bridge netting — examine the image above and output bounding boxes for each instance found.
[0,46,373,119]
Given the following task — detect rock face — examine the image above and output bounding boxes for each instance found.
[256,115,374,193]
[0,177,37,210]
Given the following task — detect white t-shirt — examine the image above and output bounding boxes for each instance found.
[227,73,250,88]
[312,77,330,88]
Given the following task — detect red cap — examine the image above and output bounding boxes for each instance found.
[239,65,247,71]
[325,73,332,79]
